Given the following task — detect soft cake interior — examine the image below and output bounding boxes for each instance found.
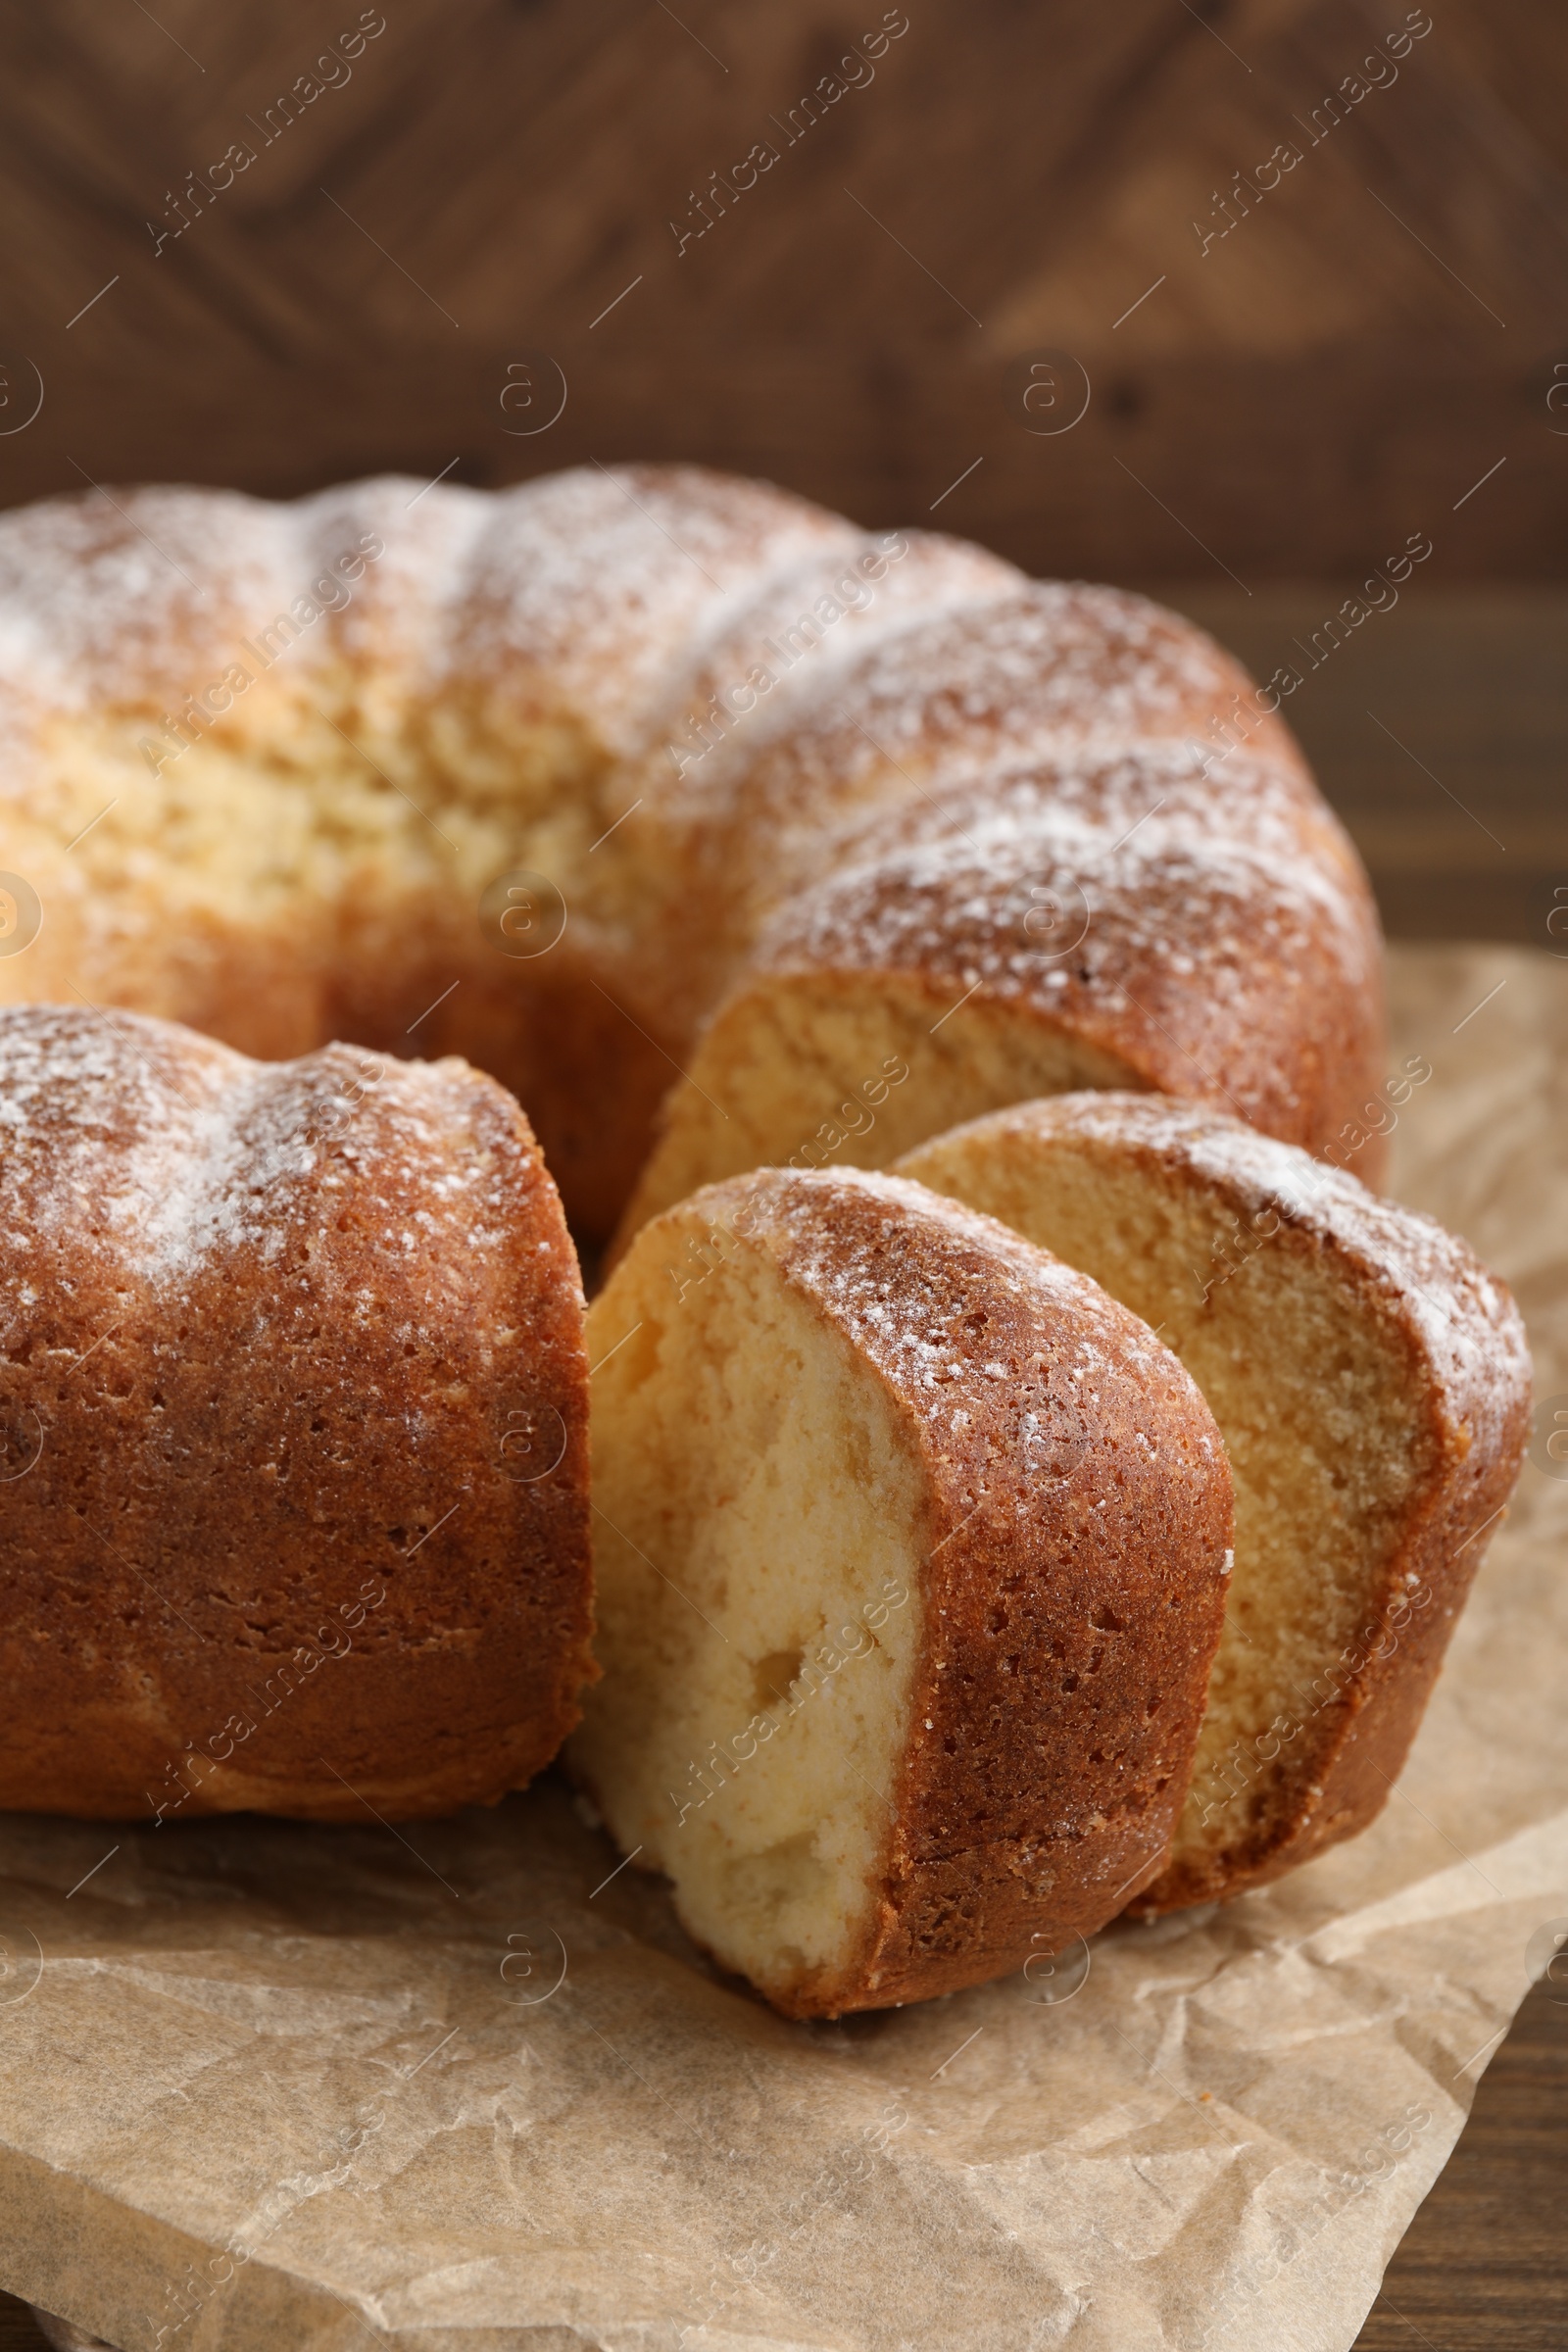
[48,682,605,1026]
[569,1210,926,1999]
[26,685,659,1229]
[899,1120,1432,1896]
[620,970,1146,1240]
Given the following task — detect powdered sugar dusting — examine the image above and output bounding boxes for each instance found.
[449,465,858,754]
[604,573,1373,1062]
[0,1005,540,1308]
[0,463,846,750]
[737,764,1379,1142]
[690,1163,1217,1481]
[0,461,1380,1198]
[949,1093,1533,1478]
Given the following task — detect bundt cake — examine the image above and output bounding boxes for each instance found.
[0,1004,592,1818]
[0,465,1385,1243]
[896,1095,1532,1909]
[567,1166,1234,2018]
[0,463,1513,2002]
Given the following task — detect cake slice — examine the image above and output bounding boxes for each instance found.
[568,1166,1232,2017]
[897,1095,1531,1909]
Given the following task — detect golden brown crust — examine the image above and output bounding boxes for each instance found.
[731,754,1385,1168]
[663,1168,1233,2016]
[1139,1290,1527,1908]
[0,1005,593,1820]
[893,1093,1531,1913]
[1131,1147,1529,1911]
[0,468,1383,1240]
[618,577,1320,1037]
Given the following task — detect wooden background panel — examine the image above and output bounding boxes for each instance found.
[1,0,1567,580]
[1162,587,1568,945]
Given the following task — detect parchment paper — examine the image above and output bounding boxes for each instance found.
[2,944,1565,2352]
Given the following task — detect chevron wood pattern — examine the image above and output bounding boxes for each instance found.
[1,0,1566,578]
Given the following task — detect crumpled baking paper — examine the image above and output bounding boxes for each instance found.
[1,943,1565,2352]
